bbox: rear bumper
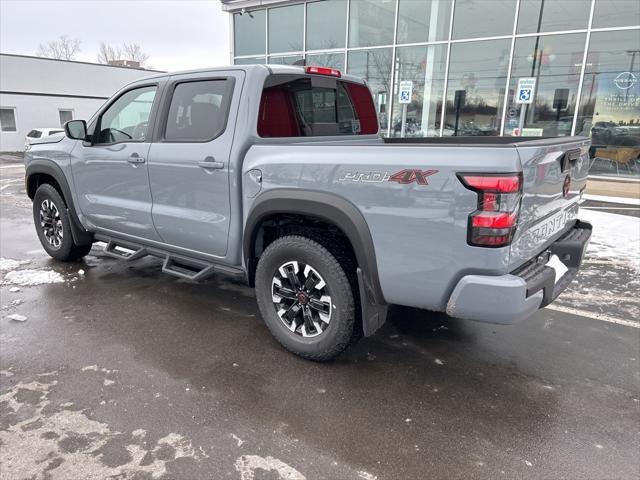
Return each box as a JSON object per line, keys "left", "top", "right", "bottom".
{"left": 446, "top": 220, "right": 592, "bottom": 324}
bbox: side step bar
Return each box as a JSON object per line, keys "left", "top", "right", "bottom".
{"left": 95, "top": 234, "right": 245, "bottom": 283}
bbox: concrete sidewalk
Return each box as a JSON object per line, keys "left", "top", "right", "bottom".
{"left": 586, "top": 177, "right": 640, "bottom": 199}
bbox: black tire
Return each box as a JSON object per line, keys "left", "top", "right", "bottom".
{"left": 255, "top": 235, "right": 356, "bottom": 361}
{"left": 32, "top": 184, "right": 92, "bottom": 261}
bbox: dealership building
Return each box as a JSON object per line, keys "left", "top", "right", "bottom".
{"left": 221, "top": 0, "right": 640, "bottom": 179}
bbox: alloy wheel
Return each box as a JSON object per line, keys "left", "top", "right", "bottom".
{"left": 39, "top": 199, "right": 63, "bottom": 249}
{"left": 271, "top": 260, "right": 332, "bottom": 338}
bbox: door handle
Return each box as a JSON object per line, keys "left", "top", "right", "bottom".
{"left": 198, "top": 157, "right": 224, "bottom": 170}
{"left": 127, "top": 154, "right": 146, "bottom": 164}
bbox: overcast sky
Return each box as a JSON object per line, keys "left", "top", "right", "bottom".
{"left": 0, "top": 0, "right": 230, "bottom": 72}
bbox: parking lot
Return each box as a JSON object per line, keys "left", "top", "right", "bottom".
{"left": 1, "top": 153, "right": 638, "bottom": 479}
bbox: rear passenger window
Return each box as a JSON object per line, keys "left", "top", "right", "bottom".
{"left": 258, "top": 75, "right": 378, "bottom": 137}
{"left": 164, "top": 79, "right": 233, "bottom": 142}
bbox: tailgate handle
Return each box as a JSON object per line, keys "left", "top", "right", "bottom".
{"left": 560, "top": 149, "right": 580, "bottom": 172}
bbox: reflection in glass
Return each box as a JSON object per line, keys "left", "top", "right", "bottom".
{"left": 592, "top": 0, "right": 640, "bottom": 28}
{"left": 268, "top": 55, "right": 304, "bottom": 65}
{"left": 234, "top": 57, "right": 266, "bottom": 65}
{"left": 234, "top": 11, "right": 265, "bottom": 56}
{"left": 348, "top": 0, "right": 396, "bottom": 48}
{"left": 505, "top": 33, "right": 585, "bottom": 137}
{"left": 396, "top": 0, "right": 452, "bottom": 44}
{"left": 578, "top": 30, "right": 640, "bottom": 178}
{"left": 307, "top": 0, "right": 347, "bottom": 50}
{"left": 391, "top": 45, "right": 447, "bottom": 137}
{"left": 452, "top": 0, "right": 516, "bottom": 40}
{"left": 269, "top": 4, "right": 304, "bottom": 53}
{"left": 444, "top": 39, "right": 510, "bottom": 136}
{"left": 306, "top": 52, "right": 345, "bottom": 70}
{"left": 517, "top": 0, "right": 590, "bottom": 34}
{"left": 347, "top": 49, "right": 393, "bottom": 135}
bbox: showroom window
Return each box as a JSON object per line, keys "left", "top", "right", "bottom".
{"left": 391, "top": 45, "right": 447, "bottom": 137}
{"left": 517, "top": 0, "right": 591, "bottom": 34}
{"left": 348, "top": 0, "right": 396, "bottom": 48}
{"left": 396, "top": 0, "right": 452, "bottom": 44}
{"left": 268, "top": 55, "right": 304, "bottom": 65}
{"left": 347, "top": 48, "right": 393, "bottom": 135}
{"left": 504, "top": 33, "right": 586, "bottom": 137}
{"left": 234, "top": 57, "right": 265, "bottom": 65}
{"left": 577, "top": 29, "right": 640, "bottom": 178}
{"left": 234, "top": 10, "right": 266, "bottom": 56}
{"left": 0, "top": 107, "right": 16, "bottom": 132}
{"left": 592, "top": 0, "right": 640, "bottom": 28}
{"left": 306, "top": 52, "right": 345, "bottom": 70}
{"left": 306, "top": 0, "right": 347, "bottom": 50}
{"left": 269, "top": 4, "right": 304, "bottom": 53}
{"left": 59, "top": 109, "right": 73, "bottom": 127}
{"left": 444, "top": 39, "right": 510, "bottom": 136}
{"left": 452, "top": 0, "right": 516, "bottom": 40}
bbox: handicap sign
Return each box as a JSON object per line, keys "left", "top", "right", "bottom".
{"left": 398, "top": 80, "right": 413, "bottom": 104}
{"left": 515, "top": 77, "right": 536, "bottom": 104}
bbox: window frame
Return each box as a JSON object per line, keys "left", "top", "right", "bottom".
{"left": 58, "top": 109, "right": 74, "bottom": 128}
{"left": 157, "top": 77, "right": 236, "bottom": 144}
{"left": 0, "top": 107, "right": 17, "bottom": 132}
{"left": 91, "top": 83, "right": 161, "bottom": 147}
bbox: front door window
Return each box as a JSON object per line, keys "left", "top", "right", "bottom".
{"left": 95, "top": 86, "right": 157, "bottom": 144}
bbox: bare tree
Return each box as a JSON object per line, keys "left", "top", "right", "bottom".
{"left": 97, "top": 42, "right": 150, "bottom": 67}
{"left": 36, "top": 35, "right": 81, "bottom": 60}
{"left": 97, "top": 42, "right": 122, "bottom": 64}
{"left": 121, "top": 43, "right": 150, "bottom": 66}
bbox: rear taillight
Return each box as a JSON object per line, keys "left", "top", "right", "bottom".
{"left": 458, "top": 173, "right": 522, "bottom": 247}
{"left": 305, "top": 66, "right": 341, "bottom": 77}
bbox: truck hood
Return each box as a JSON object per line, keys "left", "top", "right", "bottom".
{"left": 28, "top": 134, "right": 65, "bottom": 146}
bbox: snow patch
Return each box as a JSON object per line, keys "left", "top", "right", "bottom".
{"left": 234, "top": 455, "right": 305, "bottom": 480}
{"left": 580, "top": 210, "right": 640, "bottom": 270}
{"left": 0, "top": 258, "right": 30, "bottom": 271}
{"left": 3, "top": 269, "right": 64, "bottom": 286}
{"left": 357, "top": 472, "right": 378, "bottom": 480}
{"left": 231, "top": 433, "right": 245, "bottom": 447}
{"left": 0, "top": 374, "right": 207, "bottom": 479}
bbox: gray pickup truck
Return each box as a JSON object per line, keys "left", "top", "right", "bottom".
{"left": 24, "top": 64, "right": 592, "bottom": 360}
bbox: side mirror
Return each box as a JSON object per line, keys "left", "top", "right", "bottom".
{"left": 64, "top": 120, "right": 87, "bottom": 141}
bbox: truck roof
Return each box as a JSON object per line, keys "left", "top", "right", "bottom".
{"left": 133, "top": 64, "right": 366, "bottom": 85}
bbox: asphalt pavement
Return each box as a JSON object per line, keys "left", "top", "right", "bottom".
{"left": 1, "top": 154, "right": 639, "bottom": 480}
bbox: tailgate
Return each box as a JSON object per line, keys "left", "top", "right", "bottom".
{"left": 509, "top": 137, "right": 591, "bottom": 269}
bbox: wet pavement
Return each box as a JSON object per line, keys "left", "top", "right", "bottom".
{"left": 1, "top": 155, "right": 639, "bottom": 479}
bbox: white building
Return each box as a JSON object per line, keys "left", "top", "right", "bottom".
{"left": 0, "top": 54, "right": 162, "bottom": 151}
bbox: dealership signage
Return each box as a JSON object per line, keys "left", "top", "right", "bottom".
{"left": 515, "top": 77, "right": 536, "bottom": 104}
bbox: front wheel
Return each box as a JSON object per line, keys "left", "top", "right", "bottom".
{"left": 32, "top": 184, "right": 92, "bottom": 261}
{"left": 255, "top": 235, "right": 356, "bottom": 361}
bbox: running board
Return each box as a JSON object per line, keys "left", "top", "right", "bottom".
{"left": 95, "top": 234, "right": 244, "bottom": 283}
{"left": 103, "top": 240, "right": 148, "bottom": 261}
{"left": 162, "top": 256, "right": 216, "bottom": 282}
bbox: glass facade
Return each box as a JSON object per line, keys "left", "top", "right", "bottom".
{"left": 232, "top": 0, "right": 640, "bottom": 177}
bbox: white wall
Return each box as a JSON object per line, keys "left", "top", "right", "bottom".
{"left": 0, "top": 94, "right": 106, "bottom": 151}
{"left": 0, "top": 54, "right": 162, "bottom": 152}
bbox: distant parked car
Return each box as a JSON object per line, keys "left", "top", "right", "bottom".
{"left": 25, "top": 128, "right": 64, "bottom": 149}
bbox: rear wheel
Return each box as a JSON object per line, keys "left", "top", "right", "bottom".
{"left": 32, "top": 184, "right": 92, "bottom": 261}
{"left": 255, "top": 235, "right": 356, "bottom": 361}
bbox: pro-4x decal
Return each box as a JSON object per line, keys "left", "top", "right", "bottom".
{"left": 389, "top": 169, "right": 438, "bottom": 185}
